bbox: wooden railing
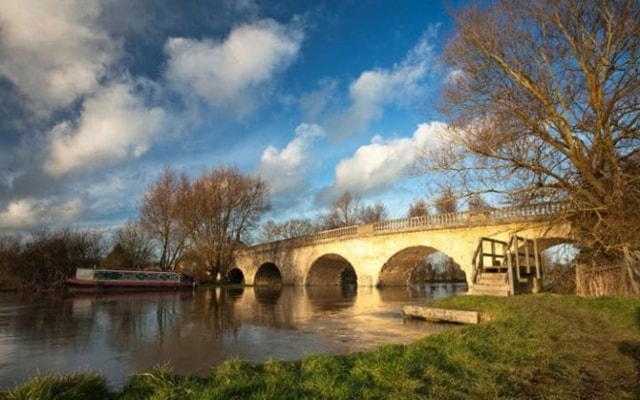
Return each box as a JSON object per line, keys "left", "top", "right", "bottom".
{"left": 506, "top": 235, "right": 541, "bottom": 295}
{"left": 471, "top": 235, "right": 543, "bottom": 295}
{"left": 471, "top": 237, "right": 509, "bottom": 284}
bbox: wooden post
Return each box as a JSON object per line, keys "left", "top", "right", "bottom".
{"left": 533, "top": 239, "right": 542, "bottom": 280}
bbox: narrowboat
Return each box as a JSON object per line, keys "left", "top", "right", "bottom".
{"left": 65, "top": 268, "right": 197, "bottom": 290}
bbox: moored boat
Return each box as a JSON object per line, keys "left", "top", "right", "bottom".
{"left": 65, "top": 268, "right": 197, "bottom": 290}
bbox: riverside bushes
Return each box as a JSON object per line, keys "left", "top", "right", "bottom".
{"left": 2, "top": 294, "right": 639, "bottom": 399}
{"left": 0, "top": 228, "right": 104, "bottom": 291}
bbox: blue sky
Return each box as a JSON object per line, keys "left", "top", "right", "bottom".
{"left": 0, "top": 0, "right": 465, "bottom": 233}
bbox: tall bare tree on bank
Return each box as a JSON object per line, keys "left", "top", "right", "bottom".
{"left": 417, "top": 0, "right": 640, "bottom": 260}
{"left": 139, "top": 167, "right": 190, "bottom": 270}
{"left": 184, "top": 166, "right": 269, "bottom": 281}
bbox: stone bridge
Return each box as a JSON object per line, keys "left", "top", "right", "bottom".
{"left": 231, "top": 203, "right": 572, "bottom": 287}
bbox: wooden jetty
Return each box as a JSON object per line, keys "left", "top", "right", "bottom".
{"left": 403, "top": 305, "right": 480, "bottom": 324}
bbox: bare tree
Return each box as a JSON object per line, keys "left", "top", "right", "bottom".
{"left": 321, "top": 191, "right": 391, "bottom": 228}
{"left": 321, "top": 191, "right": 362, "bottom": 230}
{"left": 468, "top": 194, "right": 491, "bottom": 212}
{"left": 408, "top": 199, "right": 429, "bottom": 217}
{"left": 11, "top": 228, "right": 105, "bottom": 289}
{"left": 256, "top": 220, "right": 282, "bottom": 243}
{"left": 257, "top": 218, "right": 318, "bottom": 243}
{"left": 139, "top": 166, "right": 190, "bottom": 270}
{"left": 184, "top": 166, "right": 270, "bottom": 281}
{"left": 101, "top": 243, "right": 130, "bottom": 270}
{"left": 417, "top": 0, "right": 640, "bottom": 260}
{"left": 281, "top": 218, "right": 318, "bottom": 237}
{"left": 358, "top": 201, "right": 389, "bottom": 223}
{"left": 435, "top": 187, "right": 457, "bottom": 214}
{"left": 0, "top": 235, "right": 22, "bottom": 289}
{"left": 107, "top": 219, "right": 154, "bottom": 269}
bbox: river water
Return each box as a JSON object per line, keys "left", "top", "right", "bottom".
{"left": 0, "top": 283, "right": 467, "bottom": 390}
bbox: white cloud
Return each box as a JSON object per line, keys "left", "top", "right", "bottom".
{"left": 256, "top": 123, "right": 325, "bottom": 195}
{"left": 0, "top": 0, "right": 119, "bottom": 115}
{"left": 323, "top": 121, "right": 446, "bottom": 199}
{"left": 44, "top": 81, "right": 167, "bottom": 176}
{"left": 0, "top": 198, "right": 84, "bottom": 229}
{"left": 299, "top": 78, "right": 338, "bottom": 122}
{"left": 164, "top": 19, "right": 303, "bottom": 116}
{"left": 326, "top": 34, "right": 435, "bottom": 138}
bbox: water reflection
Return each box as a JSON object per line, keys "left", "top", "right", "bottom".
{"left": 305, "top": 285, "right": 357, "bottom": 312}
{"left": 254, "top": 286, "right": 282, "bottom": 304}
{"left": 0, "top": 283, "right": 466, "bottom": 390}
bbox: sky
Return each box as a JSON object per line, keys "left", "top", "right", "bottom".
{"left": 0, "top": 0, "right": 466, "bottom": 235}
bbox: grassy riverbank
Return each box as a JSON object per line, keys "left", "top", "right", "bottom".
{"left": 2, "top": 294, "right": 639, "bottom": 399}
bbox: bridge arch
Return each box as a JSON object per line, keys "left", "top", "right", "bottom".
{"left": 254, "top": 262, "right": 283, "bottom": 286}
{"left": 534, "top": 237, "right": 577, "bottom": 253}
{"left": 510, "top": 237, "right": 578, "bottom": 267}
{"left": 378, "top": 246, "right": 465, "bottom": 287}
{"left": 306, "top": 253, "right": 357, "bottom": 286}
{"left": 537, "top": 238, "right": 579, "bottom": 267}
{"left": 226, "top": 267, "right": 245, "bottom": 284}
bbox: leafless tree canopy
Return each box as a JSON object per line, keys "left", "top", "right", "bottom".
{"left": 183, "top": 166, "right": 269, "bottom": 280}
{"left": 320, "top": 191, "right": 389, "bottom": 230}
{"left": 258, "top": 197, "right": 387, "bottom": 243}
{"left": 408, "top": 199, "right": 429, "bottom": 217}
{"left": 435, "top": 187, "right": 458, "bottom": 214}
{"left": 468, "top": 194, "right": 492, "bottom": 212}
{"left": 359, "top": 201, "right": 389, "bottom": 224}
{"left": 420, "top": 0, "right": 640, "bottom": 260}
{"left": 107, "top": 219, "right": 154, "bottom": 269}
{"left": 321, "top": 191, "right": 362, "bottom": 229}
{"left": 257, "top": 218, "right": 318, "bottom": 243}
{"left": 139, "top": 166, "right": 269, "bottom": 278}
{"left": 1, "top": 228, "right": 106, "bottom": 289}
{"left": 139, "top": 166, "right": 190, "bottom": 270}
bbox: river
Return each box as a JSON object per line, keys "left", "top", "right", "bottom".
{"left": 0, "top": 283, "right": 467, "bottom": 390}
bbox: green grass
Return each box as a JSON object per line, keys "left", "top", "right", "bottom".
{"left": 3, "top": 294, "right": 639, "bottom": 399}
{"left": 0, "top": 371, "right": 111, "bottom": 400}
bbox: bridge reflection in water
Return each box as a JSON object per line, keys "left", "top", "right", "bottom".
{"left": 0, "top": 283, "right": 466, "bottom": 390}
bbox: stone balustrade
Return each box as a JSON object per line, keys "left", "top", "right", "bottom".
{"left": 246, "top": 202, "right": 566, "bottom": 253}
